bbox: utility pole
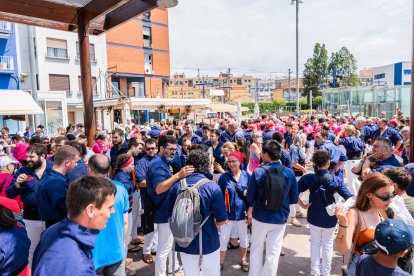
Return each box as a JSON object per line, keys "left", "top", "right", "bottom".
{"left": 227, "top": 68, "right": 231, "bottom": 102}
{"left": 291, "top": 0, "right": 303, "bottom": 114}
{"left": 309, "top": 90, "right": 313, "bottom": 114}
{"left": 202, "top": 75, "right": 205, "bottom": 99}
{"left": 288, "top": 68, "right": 293, "bottom": 102}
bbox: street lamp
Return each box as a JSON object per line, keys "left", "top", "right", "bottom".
{"left": 291, "top": 0, "right": 303, "bottom": 114}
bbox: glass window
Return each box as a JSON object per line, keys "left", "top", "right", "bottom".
{"left": 46, "top": 38, "right": 68, "bottom": 59}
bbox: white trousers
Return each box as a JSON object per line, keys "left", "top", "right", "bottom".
{"left": 125, "top": 212, "right": 133, "bottom": 256}
{"left": 155, "top": 223, "right": 180, "bottom": 276}
{"left": 130, "top": 191, "right": 142, "bottom": 240}
{"left": 220, "top": 220, "right": 249, "bottom": 251}
{"left": 230, "top": 223, "right": 239, "bottom": 239}
{"left": 249, "top": 219, "right": 286, "bottom": 276}
{"left": 143, "top": 224, "right": 158, "bottom": 255}
{"left": 309, "top": 224, "right": 336, "bottom": 276}
{"left": 23, "top": 219, "right": 46, "bottom": 267}
{"left": 180, "top": 249, "right": 220, "bottom": 276}
{"left": 344, "top": 160, "right": 360, "bottom": 195}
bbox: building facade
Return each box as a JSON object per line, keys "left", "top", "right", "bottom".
{"left": 371, "top": 61, "right": 411, "bottom": 86}
{"left": 272, "top": 77, "right": 304, "bottom": 102}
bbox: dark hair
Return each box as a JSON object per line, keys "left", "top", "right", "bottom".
{"left": 66, "top": 133, "right": 76, "bottom": 141}
{"left": 0, "top": 205, "right": 17, "bottom": 229}
{"left": 54, "top": 145, "right": 80, "bottom": 166}
{"left": 201, "top": 125, "right": 210, "bottom": 131}
{"left": 112, "top": 128, "right": 124, "bottom": 137}
{"left": 312, "top": 150, "right": 330, "bottom": 168}
{"left": 12, "top": 135, "right": 23, "bottom": 142}
{"left": 65, "top": 140, "right": 85, "bottom": 158}
{"left": 66, "top": 176, "right": 116, "bottom": 219}
{"left": 262, "top": 140, "right": 282, "bottom": 161}
{"left": 26, "top": 143, "right": 48, "bottom": 157}
{"left": 54, "top": 136, "right": 67, "bottom": 145}
{"left": 240, "top": 120, "right": 248, "bottom": 129}
{"left": 189, "top": 144, "right": 208, "bottom": 153}
{"left": 145, "top": 138, "right": 157, "bottom": 147}
{"left": 158, "top": 135, "right": 177, "bottom": 148}
{"left": 96, "top": 134, "right": 106, "bottom": 141}
{"left": 114, "top": 153, "right": 132, "bottom": 171}
{"left": 271, "top": 131, "right": 284, "bottom": 143}
{"left": 317, "top": 130, "right": 329, "bottom": 139}
{"left": 379, "top": 118, "right": 389, "bottom": 125}
{"left": 236, "top": 138, "right": 250, "bottom": 165}
{"left": 78, "top": 134, "right": 87, "bottom": 140}
{"left": 29, "top": 136, "right": 43, "bottom": 145}
{"left": 383, "top": 167, "right": 412, "bottom": 191}
{"left": 128, "top": 138, "right": 143, "bottom": 150}
{"left": 209, "top": 129, "right": 220, "bottom": 137}
{"left": 88, "top": 154, "right": 111, "bottom": 175}
{"left": 166, "top": 129, "right": 175, "bottom": 136}
{"left": 186, "top": 150, "right": 210, "bottom": 173}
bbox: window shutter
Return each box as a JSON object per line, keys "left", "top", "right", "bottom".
{"left": 49, "top": 74, "right": 70, "bottom": 91}
{"left": 46, "top": 38, "right": 67, "bottom": 49}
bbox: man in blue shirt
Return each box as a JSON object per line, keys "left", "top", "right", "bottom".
{"left": 372, "top": 118, "right": 403, "bottom": 152}
{"left": 246, "top": 140, "right": 298, "bottom": 275}
{"left": 136, "top": 138, "right": 159, "bottom": 263}
{"left": 146, "top": 135, "right": 194, "bottom": 275}
{"left": 178, "top": 122, "right": 202, "bottom": 145}
{"left": 108, "top": 129, "right": 129, "bottom": 170}
{"left": 208, "top": 129, "right": 225, "bottom": 173}
{"left": 32, "top": 176, "right": 116, "bottom": 276}
{"left": 168, "top": 150, "right": 228, "bottom": 276}
{"left": 88, "top": 155, "right": 129, "bottom": 276}
{"left": 37, "top": 145, "right": 79, "bottom": 228}
{"left": 220, "top": 120, "right": 245, "bottom": 143}
{"left": 359, "top": 137, "right": 401, "bottom": 179}
{"left": 315, "top": 130, "right": 347, "bottom": 177}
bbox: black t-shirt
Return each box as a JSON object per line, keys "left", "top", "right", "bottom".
{"left": 356, "top": 254, "right": 410, "bottom": 276}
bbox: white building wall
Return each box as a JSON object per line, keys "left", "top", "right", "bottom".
{"left": 371, "top": 63, "right": 394, "bottom": 86}
{"left": 401, "top": 61, "right": 411, "bottom": 85}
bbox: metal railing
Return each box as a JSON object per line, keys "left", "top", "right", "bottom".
{"left": 0, "top": 56, "right": 14, "bottom": 70}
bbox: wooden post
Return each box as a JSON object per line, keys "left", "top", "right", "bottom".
{"left": 410, "top": 0, "right": 414, "bottom": 162}
{"left": 78, "top": 9, "right": 96, "bottom": 148}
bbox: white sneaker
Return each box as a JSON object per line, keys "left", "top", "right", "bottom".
{"left": 290, "top": 217, "right": 302, "bottom": 227}
{"left": 168, "top": 265, "right": 184, "bottom": 275}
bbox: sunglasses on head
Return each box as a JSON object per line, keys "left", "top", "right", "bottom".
{"left": 374, "top": 192, "right": 396, "bottom": 201}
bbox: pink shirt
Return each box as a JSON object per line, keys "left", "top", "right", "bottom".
{"left": 93, "top": 141, "right": 104, "bottom": 154}
{"left": 275, "top": 125, "right": 286, "bottom": 134}
{"left": 12, "top": 142, "right": 29, "bottom": 161}
{"left": 302, "top": 123, "right": 314, "bottom": 135}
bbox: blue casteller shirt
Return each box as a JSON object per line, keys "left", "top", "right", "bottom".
{"left": 210, "top": 142, "right": 225, "bottom": 166}
{"left": 298, "top": 170, "right": 353, "bottom": 228}
{"left": 220, "top": 130, "right": 245, "bottom": 143}
{"left": 0, "top": 224, "right": 31, "bottom": 275}
{"left": 247, "top": 161, "right": 298, "bottom": 224}
{"left": 289, "top": 145, "right": 307, "bottom": 164}
{"left": 146, "top": 156, "right": 173, "bottom": 223}
{"left": 37, "top": 168, "right": 68, "bottom": 224}
{"left": 178, "top": 134, "right": 202, "bottom": 145}
{"left": 67, "top": 159, "right": 87, "bottom": 184}
{"left": 371, "top": 155, "right": 401, "bottom": 173}
{"left": 93, "top": 180, "right": 129, "bottom": 270}
{"left": 168, "top": 173, "right": 227, "bottom": 255}
{"left": 109, "top": 141, "right": 129, "bottom": 168}
{"left": 281, "top": 150, "right": 293, "bottom": 169}
{"left": 7, "top": 166, "right": 45, "bottom": 220}
{"left": 113, "top": 170, "right": 134, "bottom": 213}
{"left": 136, "top": 154, "right": 160, "bottom": 206}
{"left": 372, "top": 127, "right": 403, "bottom": 147}
{"left": 315, "top": 140, "right": 348, "bottom": 165}
{"left": 243, "top": 130, "right": 254, "bottom": 144}
{"left": 218, "top": 170, "right": 250, "bottom": 220}
{"left": 339, "top": 135, "right": 364, "bottom": 156}
{"left": 263, "top": 130, "right": 276, "bottom": 142}
{"left": 32, "top": 218, "right": 99, "bottom": 276}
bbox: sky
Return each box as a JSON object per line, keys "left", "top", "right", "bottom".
{"left": 168, "top": 0, "right": 411, "bottom": 78}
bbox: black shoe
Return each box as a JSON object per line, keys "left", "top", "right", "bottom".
{"left": 280, "top": 250, "right": 285, "bottom": 256}
{"left": 227, "top": 241, "right": 240, "bottom": 250}
{"left": 151, "top": 251, "right": 157, "bottom": 256}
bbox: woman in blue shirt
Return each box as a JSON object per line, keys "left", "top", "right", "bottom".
{"left": 298, "top": 150, "right": 352, "bottom": 276}
{"left": 218, "top": 151, "right": 251, "bottom": 272}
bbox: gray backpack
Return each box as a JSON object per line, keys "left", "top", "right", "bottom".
{"left": 169, "top": 177, "right": 210, "bottom": 248}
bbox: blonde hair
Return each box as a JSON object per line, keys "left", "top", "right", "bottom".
{"left": 345, "top": 125, "right": 360, "bottom": 137}
{"left": 222, "top": 142, "right": 236, "bottom": 152}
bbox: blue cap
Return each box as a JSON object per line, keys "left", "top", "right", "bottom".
{"left": 375, "top": 219, "right": 414, "bottom": 255}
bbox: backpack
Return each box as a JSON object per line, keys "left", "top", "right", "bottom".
{"left": 170, "top": 177, "right": 211, "bottom": 271}
{"left": 261, "top": 165, "right": 286, "bottom": 211}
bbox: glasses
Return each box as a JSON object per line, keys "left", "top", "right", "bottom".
{"left": 146, "top": 147, "right": 156, "bottom": 151}
{"left": 374, "top": 192, "right": 396, "bottom": 201}
{"left": 227, "top": 160, "right": 239, "bottom": 164}
{"left": 166, "top": 147, "right": 177, "bottom": 152}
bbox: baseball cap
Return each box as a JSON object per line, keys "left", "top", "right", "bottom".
{"left": 375, "top": 219, "right": 414, "bottom": 255}
{"left": 0, "top": 156, "right": 19, "bottom": 168}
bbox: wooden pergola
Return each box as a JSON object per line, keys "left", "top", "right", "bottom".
{"left": 0, "top": 0, "right": 175, "bottom": 146}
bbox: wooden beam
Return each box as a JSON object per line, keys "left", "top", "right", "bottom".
{"left": 82, "top": 0, "right": 129, "bottom": 23}
{"left": 103, "top": 0, "right": 157, "bottom": 30}
{"left": 0, "top": 0, "right": 78, "bottom": 25}
{"left": 410, "top": 0, "right": 414, "bottom": 162}
{"left": 78, "top": 9, "right": 96, "bottom": 148}
{"left": 0, "top": 12, "right": 71, "bottom": 31}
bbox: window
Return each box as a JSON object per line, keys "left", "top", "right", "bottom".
{"left": 46, "top": 38, "right": 68, "bottom": 59}
{"left": 143, "top": 27, "right": 151, "bottom": 48}
{"left": 143, "top": 12, "right": 150, "bottom": 21}
{"left": 403, "top": 82, "right": 411, "bottom": 85}
{"left": 78, "top": 76, "right": 97, "bottom": 95}
{"left": 144, "top": 53, "right": 152, "bottom": 74}
{"left": 49, "top": 74, "right": 70, "bottom": 92}
{"left": 404, "top": 69, "right": 411, "bottom": 75}
{"left": 374, "top": 73, "right": 385, "bottom": 80}
{"left": 76, "top": 42, "right": 96, "bottom": 61}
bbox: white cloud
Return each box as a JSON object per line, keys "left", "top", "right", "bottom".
{"left": 168, "top": 0, "right": 411, "bottom": 77}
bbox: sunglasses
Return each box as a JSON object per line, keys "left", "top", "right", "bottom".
{"left": 374, "top": 192, "right": 396, "bottom": 201}
{"left": 146, "top": 147, "right": 156, "bottom": 151}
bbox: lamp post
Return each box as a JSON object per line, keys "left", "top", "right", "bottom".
{"left": 291, "top": 0, "right": 303, "bottom": 114}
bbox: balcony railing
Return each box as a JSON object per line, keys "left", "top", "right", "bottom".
{"left": 0, "top": 56, "right": 14, "bottom": 71}
{"left": 0, "top": 21, "right": 11, "bottom": 32}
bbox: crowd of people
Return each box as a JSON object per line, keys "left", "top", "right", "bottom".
{"left": 1, "top": 108, "right": 414, "bottom": 276}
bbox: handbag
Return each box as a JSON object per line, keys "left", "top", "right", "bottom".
{"left": 341, "top": 208, "right": 362, "bottom": 275}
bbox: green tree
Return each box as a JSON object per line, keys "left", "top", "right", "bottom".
{"left": 328, "top": 47, "right": 359, "bottom": 87}
{"left": 303, "top": 43, "right": 329, "bottom": 102}
{"left": 313, "top": 96, "right": 322, "bottom": 109}
{"left": 299, "top": 97, "right": 307, "bottom": 106}
{"left": 273, "top": 97, "right": 286, "bottom": 107}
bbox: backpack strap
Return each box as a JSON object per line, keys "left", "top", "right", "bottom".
{"left": 309, "top": 174, "right": 331, "bottom": 193}
{"left": 180, "top": 178, "right": 187, "bottom": 191}
{"left": 193, "top": 178, "right": 210, "bottom": 190}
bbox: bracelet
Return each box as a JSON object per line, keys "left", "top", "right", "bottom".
{"left": 339, "top": 224, "right": 348, "bottom": 228}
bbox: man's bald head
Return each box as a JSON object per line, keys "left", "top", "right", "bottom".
{"left": 88, "top": 154, "right": 110, "bottom": 177}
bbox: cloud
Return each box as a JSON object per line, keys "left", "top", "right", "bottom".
{"left": 169, "top": 0, "right": 411, "bottom": 77}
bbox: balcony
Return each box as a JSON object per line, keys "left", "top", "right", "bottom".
{"left": 0, "top": 56, "right": 14, "bottom": 73}
{"left": 0, "top": 21, "right": 11, "bottom": 39}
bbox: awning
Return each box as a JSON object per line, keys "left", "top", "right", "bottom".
{"left": 0, "top": 90, "right": 43, "bottom": 115}
{"left": 129, "top": 98, "right": 211, "bottom": 109}
{"left": 205, "top": 103, "right": 250, "bottom": 113}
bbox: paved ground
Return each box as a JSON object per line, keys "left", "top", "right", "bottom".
{"left": 125, "top": 210, "right": 344, "bottom": 276}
